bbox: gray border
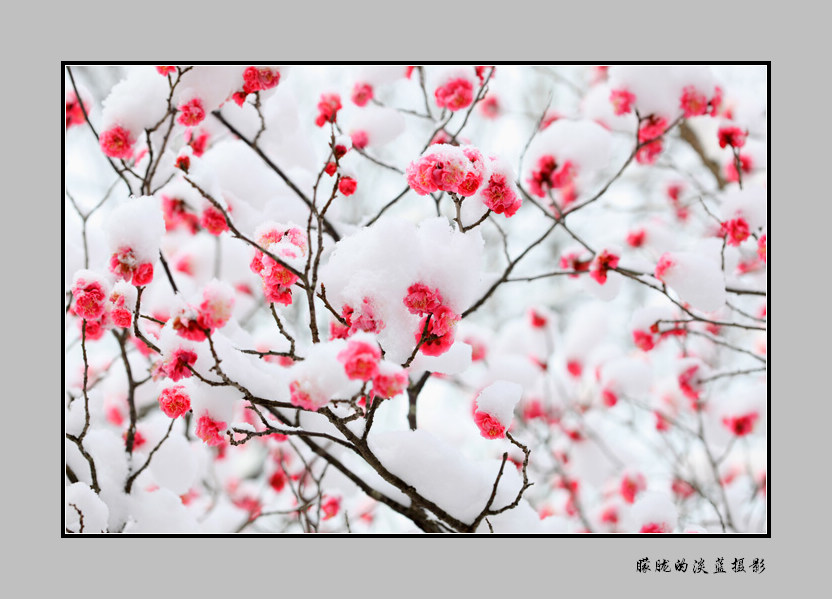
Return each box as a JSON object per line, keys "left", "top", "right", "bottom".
{"left": 19, "top": 2, "right": 818, "bottom": 596}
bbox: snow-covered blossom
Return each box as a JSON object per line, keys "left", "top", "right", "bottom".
{"left": 403, "top": 283, "right": 444, "bottom": 316}
{"left": 479, "top": 158, "right": 521, "bottom": 217}
{"left": 249, "top": 223, "right": 307, "bottom": 306}
{"left": 337, "top": 337, "right": 382, "bottom": 381}
{"left": 155, "top": 347, "right": 198, "bottom": 382}
{"left": 472, "top": 381, "right": 522, "bottom": 440}
{"left": 242, "top": 66, "right": 281, "bottom": 94}
{"left": 371, "top": 362, "right": 409, "bottom": 399}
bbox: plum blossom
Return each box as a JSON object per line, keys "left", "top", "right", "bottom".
{"left": 195, "top": 413, "right": 227, "bottom": 446}
{"left": 158, "top": 385, "right": 191, "bottom": 418}
{"left": 100, "top": 125, "right": 134, "bottom": 159}
{"left": 337, "top": 337, "right": 382, "bottom": 381}
{"left": 434, "top": 78, "right": 474, "bottom": 111}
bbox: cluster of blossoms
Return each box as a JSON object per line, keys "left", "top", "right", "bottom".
{"left": 330, "top": 298, "right": 385, "bottom": 340}
{"left": 199, "top": 202, "right": 230, "bottom": 236}
{"left": 589, "top": 249, "right": 620, "bottom": 285}
{"left": 527, "top": 154, "right": 577, "bottom": 205}
{"left": 636, "top": 116, "right": 668, "bottom": 165}
{"left": 609, "top": 81, "right": 721, "bottom": 119}
{"left": 609, "top": 78, "right": 724, "bottom": 164}
{"left": 632, "top": 321, "right": 686, "bottom": 353}
{"left": 170, "top": 281, "right": 236, "bottom": 342}
{"left": 249, "top": 224, "right": 307, "bottom": 305}
{"left": 559, "top": 249, "right": 592, "bottom": 277}
{"left": 406, "top": 144, "right": 521, "bottom": 217}
{"left": 407, "top": 144, "right": 486, "bottom": 196}
{"left": 176, "top": 98, "right": 205, "bottom": 127}
{"left": 431, "top": 66, "right": 492, "bottom": 113}
{"left": 315, "top": 93, "right": 342, "bottom": 127}
{"left": 109, "top": 247, "right": 154, "bottom": 286}
{"left": 679, "top": 85, "right": 722, "bottom": 118}
{"left": 610, "top": 88, "right": 636, "bottom": 116}
{"left": 70, "top": 272, "right": 139, "bottom": 339}
{"left": 231, "top": 66, "right": 281, "bottom": 106}
{"left": 434, "top": 78, "right": 474, "bottom": 111}
{"left": 70, "top": 271, "right": 108, "bottom": 321}
{"left": 153, "top": 346, "right": 198, "bottom": 382}
{"left": 195, "top": 413, "right": 227, "bottom": 446}
{"left": 403, "top": 283, "right": 460, "bottom": 357}
{"left": 107, "top": 282, "right": 137, "bottom": 329}
{"left": 336, "top": 336, "right": 409, "bottom": 400}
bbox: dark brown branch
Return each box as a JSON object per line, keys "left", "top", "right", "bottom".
{"left": 125, "top": 418, "right": 175, "bottom": 493}
{"left": 66, "top": 433, "right": 100, "bottom": 494}
{"left": 407, "top": 372, "right": 431, "bottom": 431}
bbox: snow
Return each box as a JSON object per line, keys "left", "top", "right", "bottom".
{"left": 719, "top": 183, "right": 767, "bottom": 231}
{"left": 475, "top": 380, "right": 523, "bottom": 427}
{"left": 106, "top": 195, "right": 165, "bottom": 263}
{"left": 348, "top": 105, "right": 406, "bottom": 147}
{"left": 656, "top": 248, "right": 727, "bottom": 313}
{"left": 410, "top": 340, "right": 472, "bottom": 376}
{"left": 71, "top": 268, "right": 109, "bottom": 294}
{"left": 524, "top": 119, "right": 614, "bottom": 190}
{"left": 100, "top": 66, "right": 169, "bottom": 135}
{"left": 175, "top": 65, "right": 246, "bottom": 113}
{"left": 580, "top": 82, "right": 638, "bottom": 133}
{"left": 321, "top": 217, "right": 485, "bottom": 363}
{"left": 626, "top": 491, "right": 679, "bottom": 533}
{"left": 65, "top": 482, "right": 110, "bottom": 533}
{"left": 368, "top": 429, "right": 523, "bottom": 523}
{"left": 148, "top": 429, "right": 199, "bottom": 496}
{"left": 600, "top": 355, "right": 652, "bottom": 397}
{"left": 287, "top": 340, "right": 359, "bottom": 408}
{"left": 122, "top": 487, "right": 202, "bottom": 533}
{"left": 608, "top": 65, "right": 717, "bottom": 121}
